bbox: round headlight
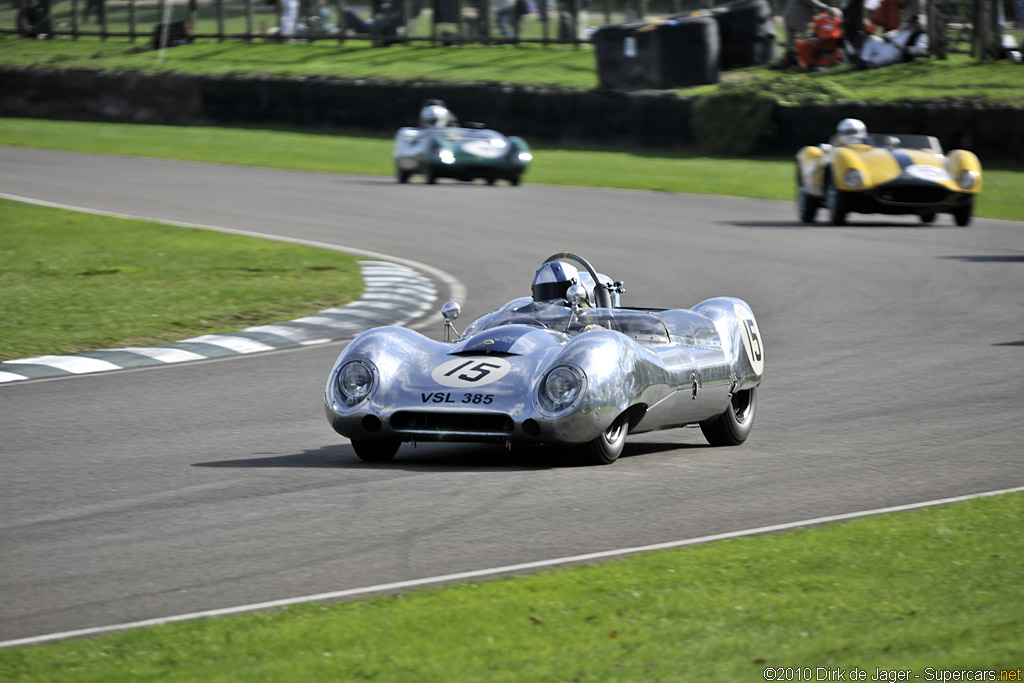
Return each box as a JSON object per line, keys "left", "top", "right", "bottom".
{"left": 843, "top": 169, "right": 864, "bottom": 189}
{"left": 337, "top": 361, "right": 374, "bottom": 405}
{"left": 438, "top": 149, "right": 456, "bottom": 165}
{"left": 957, "top": 170, "right": 976, "bottom": 190}
{"left": 543, "top": 366, "right": 584, "bottom": 409}
{"left": 518, "top": 152, "right": 533, "bottom": 163}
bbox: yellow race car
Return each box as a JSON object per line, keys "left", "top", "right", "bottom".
{"left": 796, "top": 121, "right": 982, "bottom": 227}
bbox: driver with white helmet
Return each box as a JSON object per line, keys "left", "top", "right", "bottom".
{"left": 835, "top": 118, "right": 869, "bottom": 146}
{"left": 532, "top": 261, "right": 581, "bottom": 306}
{"left": 419, "top": 99, "right": 455, "bottom": 129}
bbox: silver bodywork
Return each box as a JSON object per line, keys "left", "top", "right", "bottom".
{"left": 325, "top": 273, "right": 764, "bottom": 454}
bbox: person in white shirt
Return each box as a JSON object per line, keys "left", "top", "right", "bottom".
{"left": 858, "top": 13, "right": 929, "bottom": 67}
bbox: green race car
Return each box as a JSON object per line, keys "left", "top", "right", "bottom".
{"left": 393, "top": 100, "right": 533, "bottom": 186}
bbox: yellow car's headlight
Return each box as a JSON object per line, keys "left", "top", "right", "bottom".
{"left": 843, "top": 169, "right": 864, "bottom": 189}
{"left": 957, "top": 170, "right": 977, "bottom": 190}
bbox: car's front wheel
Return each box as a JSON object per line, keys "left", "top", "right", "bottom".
{"left": 396, "top": 167, "right": 411, "bottom": 184}
{"left": 825, "top": 176, "right": 848, "bottom": 226}
{"left": 700, "top": 387, "right": 757, "bottom": 446}
{"left": 797, "top": 183, "right": 818, "bottom": 224}
{"left": 583, "top": 415, "right": 627, "bottom": 465}
{"left": 953, "top": 199, "right": 973, "bottom": 227}
{"left": 351, "top": 439, "right": 400, "bottom": 463}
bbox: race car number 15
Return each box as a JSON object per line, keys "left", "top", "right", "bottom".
{"left": 431, "top": 356, "right": 513, "bottom": 388}
{"left": 734, "top": 303, "right": 764, "bottom": 376}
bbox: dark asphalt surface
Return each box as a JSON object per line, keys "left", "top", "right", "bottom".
{"left": 1, "top": 146, "right": 1022, "bottom": 642}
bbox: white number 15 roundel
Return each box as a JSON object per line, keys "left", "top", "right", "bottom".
{"left": 431, "top": 357, "right": 513, "bottom": 388}
{"left": 734, "top": 303, "right": 764, "bottom": 376}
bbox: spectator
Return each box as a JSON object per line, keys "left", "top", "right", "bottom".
{"left": 17, "top": 0, "right": 51, "bottom": 36}
{"left": 496, "top": 0, "right": 535, "bottom": 38}
{"left": 343, "top": 0, "right": 421, "bottom": 38}
{"left": 794, "top": 7, "right": 844, "bottom": 68}
{"left": 868, "top": 0, "right": 899, "bottom": 31}
{"left": 856, "top": 12, "right": 928, "bottom": 68}
{"left": 775, "top": 0, "right": 834, "bottom": 68}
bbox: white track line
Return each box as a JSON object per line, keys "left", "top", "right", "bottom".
{"left": 3, "top": 485, "right": 1022, "bottom": 650}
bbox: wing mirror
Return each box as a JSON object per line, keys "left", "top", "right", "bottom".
{"left": 566, "top": 284, "right": 590, "bottom": 310}
{"left": 441, "top": 301, "right": 461, "bottom": 342}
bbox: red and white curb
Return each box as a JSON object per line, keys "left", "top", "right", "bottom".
{"left": 0, "top": 261, "right": 435, "bottom": 383}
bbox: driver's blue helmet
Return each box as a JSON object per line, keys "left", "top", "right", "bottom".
{"left": 532, "top": 261, "right": 579, "bottom": 304}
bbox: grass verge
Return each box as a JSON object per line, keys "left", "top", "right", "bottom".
{"left": 1, "top": 491, "right": 1021, "bottom": 680}
{"left": 0, "top": 198, "right": 363, "bottom": 361}
{"left": 2, "top": 117, "right": 1022, "bottom": 221}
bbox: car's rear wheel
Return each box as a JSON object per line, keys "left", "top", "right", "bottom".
{"left": 583, "top": 415, "right": 627, "bottom": 465}
{"left": 425, "top": 167, "right": 438, "bottom": 185}
{"left": 700, "top": 387, "right": 757, "bottom": 446}
{"left": 351, "top": 439, "right": 400, "bottom": 463}
{"left": 953, "top": 199, "right": 973, "bottom": 227}
{"left": 508, "top": 174, "right": 522, "bottom": 187}
{"left": 825, "top": 176, "right": 848, "bottom": 226}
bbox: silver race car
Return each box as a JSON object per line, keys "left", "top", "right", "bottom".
{"left": 393, "top": 99, "right": 533, "bottom": 186}
{"left": 325, "top": 253, "right": 764, "bottom": 465}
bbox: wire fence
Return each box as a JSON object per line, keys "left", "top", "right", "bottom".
{"left": 2, "top": 0, "right": 1015, "bottom": 53}
{"left": 1, "top": 0, "right": 745, "bottom": 46}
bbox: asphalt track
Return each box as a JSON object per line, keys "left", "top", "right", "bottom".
{"left": 1, "top": 146, "right": 1022, "bottom": 644}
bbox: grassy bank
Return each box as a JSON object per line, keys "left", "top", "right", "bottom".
{"left": 2, "top": 118, "right": 1022, "bottom": 221}
{"left": 2, "top": 34, "right": 1024, "bottom": 103}
{"left": 0, "top": 198, "right": 362, "bottom": 361}
{"left": 1, "top": 491, "right": 1021, "bottom": 680}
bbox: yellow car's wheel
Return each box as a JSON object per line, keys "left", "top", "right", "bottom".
{"left": 797, "top": 172, "right": 818, "bottom": 224}
{"left": 826, "top": 175, "right": 849, "bottom": 226}
{"left": 953, "top": 199, "right": 973, "bottom": 227}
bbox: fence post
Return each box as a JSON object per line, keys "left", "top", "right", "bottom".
{"left": 541, "top": 0, "right": 550, "bottom": 44}
{"left": 246, "top": 0, "right": 254, "bottom": 40}
{"left": 100, "top": 0, "right": 107, "bottom": 39}
{"left": 129, "top": 0, "right": 136, "bottom": 41}
{"left": 71, "top": 0, "right": 79, "bottom": 39}
{"left": 480, "top": 0, "right": 491, "bottom": 43}
{"left": 217, "top": 0, "right": 225, "bottom": 40}
{"left": 457, "top": 0, "right": 464, "bottom": 43}
{"left": 335, "top": 0, "right": 346, "bottom": 44}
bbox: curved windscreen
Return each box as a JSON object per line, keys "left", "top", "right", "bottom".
{"left": 463, "top": 300, "right": 670, "bottom": 344}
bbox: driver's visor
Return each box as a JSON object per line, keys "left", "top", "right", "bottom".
{"left": 532, "top": 281, "right": 571, "bottom": 303}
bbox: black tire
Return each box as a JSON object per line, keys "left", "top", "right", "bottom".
{"left": 583, "top": 415, "right": 627, "bottom": 465}
{"left": 919, "top": 211, "right": 936, "bottom": 224}
{"left": 700, "top": 387, "right": 757, "bottom": 447}
{"left": 396, "top": 167, "right": 410, "bottom": 184}
{"left": 825, "top": 175, "right": 848, "bottom": 226}
{"left": 509, "top": 174, "right": 522, "bottom": 186}
{"left": 952, "top": 199, "right": 973, "bottom": 227}
{"left": 351, "top": 439, "right": 400, "bottom": 463}
{"left": 486, "top": 176, "right": 496, "bottom": 186}
{"left": 425, "top": 167, "right": 438, "bottom": 185}
{"left": 797, "top": 180, "right": 818, "bottom": 224}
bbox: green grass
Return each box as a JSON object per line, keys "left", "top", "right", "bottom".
{"left": 3, "top": 33, "right": 1024, "bottom": 102}
{"left": 1, "top": 492, "right": 1021, "bottom": 680}
{"left": 2, "top": 117, "right": 1022, "bottom": 221}
{"left": 0, "top": 198, "right": 363, "bottom": 361}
